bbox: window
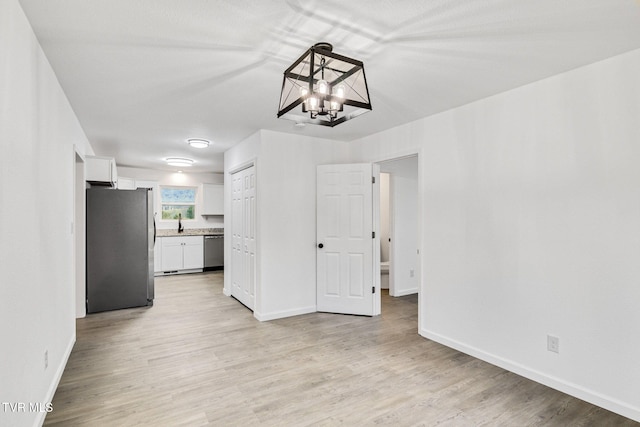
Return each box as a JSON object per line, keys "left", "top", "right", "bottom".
{"left": 160, "top": 186, "right": 196, "bottom": 220}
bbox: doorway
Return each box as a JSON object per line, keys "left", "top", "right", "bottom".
{"left": 74, "top": 148, "right": 86, "bottom": 318}
{"left": 377, "top": 155, "right": 419, "bottom": 298}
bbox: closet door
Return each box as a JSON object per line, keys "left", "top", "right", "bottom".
{"left": 231, "top": 166, "right": 256, "bottom": 310}
{"left": 231, "top": 171, "right": 243, "bottom": 302}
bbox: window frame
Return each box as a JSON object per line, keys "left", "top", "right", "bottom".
{"left": 159, "top": 185, "right": 198, "bottom": 221}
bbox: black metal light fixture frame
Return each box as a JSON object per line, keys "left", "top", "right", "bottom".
{"left": 277, "top": 42, "right": 372, "bottom": 127}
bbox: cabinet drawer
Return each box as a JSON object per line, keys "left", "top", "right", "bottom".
{"left": 161, "top": 235, "right": 203, "bottom": 247}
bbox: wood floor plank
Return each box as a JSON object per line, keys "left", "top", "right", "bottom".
{"left": 44, "top": 272, "right": 638, "bottom": 426}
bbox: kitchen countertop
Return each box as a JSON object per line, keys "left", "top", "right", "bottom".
{"left": 156, "top": 228, "right": 223, "bottom": 237}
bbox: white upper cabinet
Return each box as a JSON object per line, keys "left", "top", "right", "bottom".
{"left": 201, "top": 183, "right": 224, "bottom": 215}
{"left": 117, "top": 177, "right": 136, "bottom": 190}
{"left": 86, "top": 155, "right": 118, "bottom": 187}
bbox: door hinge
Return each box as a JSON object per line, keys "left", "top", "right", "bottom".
{"left": 372, "top": 231, "right": 375, "bottom": 238}
{"left": 372, "top": 176, "right": 375, "bottom": 184}
{"left": 372, "top": 286, "right": 375, "bottom": 294}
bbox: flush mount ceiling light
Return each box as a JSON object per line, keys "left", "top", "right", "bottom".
{"left": 165, "top": 157, "right": 194, "bottom": 167}
{"left": 187, "top": 138, "right": 210, "bottom": 148}
{"left": 277, "top": 42, "right": 372, "bottom": 127}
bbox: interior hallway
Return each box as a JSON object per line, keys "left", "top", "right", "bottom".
{"left": 44, "top": 272, "right": 636, "bottom": 426}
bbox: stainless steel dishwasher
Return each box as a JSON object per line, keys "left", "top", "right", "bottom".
{"left": 204, "top": 235, "right": 224, "bottom": 270}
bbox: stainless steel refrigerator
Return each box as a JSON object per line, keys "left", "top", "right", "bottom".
{"left": 86, "top": 187, "right": 155, "bottom": 313}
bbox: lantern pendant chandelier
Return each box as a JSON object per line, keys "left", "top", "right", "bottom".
{"left": 277, "top": 42, "right": 372, "bottom": 127}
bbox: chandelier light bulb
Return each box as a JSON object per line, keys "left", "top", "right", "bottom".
{"left": 317, "top": 79, "right": 329, "bottom": 95}
{"left": 308, "top": 95, "right": 319, "bottom": 110}
{"left": 299, "top": 86, "right": 309, "bottom": 98}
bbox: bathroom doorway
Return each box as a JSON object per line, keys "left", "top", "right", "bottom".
{"left": 378, "top": 155, "right": 419, "bottom": 298}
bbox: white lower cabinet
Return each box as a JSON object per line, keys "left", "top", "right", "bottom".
{"left": 154, "top": 237, "right": 163, "bottom": 273}
{"left": 183, "top": 239, "right": 204, "bottom": 270}
{"left": 161, "top": 238, "right": 184, "bottom": 271}
{"left": 159, "top": 236, "right": 203, "bottom": 273}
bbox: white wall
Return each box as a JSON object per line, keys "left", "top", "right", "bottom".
{"left": 257, "top": 130, "right": 349, "bottom": 320}
{"left": 0, "top": 1, "right": 93, "bottom": 425}
{"left": 350, "top": 49, "right": 640, "bottom": 422}
{"left": 224, "top": 130, "right": 349, "bottom": 320}
{"left": 118, "top": 166, "right": 224, "bottom": 230}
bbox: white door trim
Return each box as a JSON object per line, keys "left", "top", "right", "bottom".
{"left": 73, "top": 146, "right": 86, "bottom": 318}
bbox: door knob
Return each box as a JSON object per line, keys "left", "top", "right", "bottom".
{"left": 318, "top": 243, "right": 324, "bottom": 249}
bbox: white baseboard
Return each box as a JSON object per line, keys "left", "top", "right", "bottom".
{"left": 254, "top": 306, "right": 316, "bottom": 322}
{"left": 392, "top": 288, "right": 418, "bottom": 297}
{"left": 420, "top": 328, "right": 640, "bottom": 423}
{"left": 155, "top": 268, "right": 203, "bottom": 276}
{"left": 34, "top": 333, "right": 75, "bottom": 427}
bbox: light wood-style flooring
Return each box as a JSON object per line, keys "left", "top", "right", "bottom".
{"left": 45, "top": 272, "right": 637, "bottom": 426}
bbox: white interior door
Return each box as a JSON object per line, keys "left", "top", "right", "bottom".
{"left": 231, "top": 166, "right": 256, "bottom": 310}
{"left": 242, "top": 167, "right": 256, "bottom": 309}
{"left": 317, "top": 164, "right": 378, "bottom": 315}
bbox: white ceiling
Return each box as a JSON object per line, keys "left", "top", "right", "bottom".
{"left": 18, "top": 0, "right": 640, "bottom": 173}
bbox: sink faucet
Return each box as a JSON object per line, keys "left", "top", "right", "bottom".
{"left": 178, "top": 213, "right": 184, "bottom": 233}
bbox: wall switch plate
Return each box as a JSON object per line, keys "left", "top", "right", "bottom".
{"left": 44, "top": 350, "right": 48, "bottom": 369}
{"left": 547, "top": 335, "right": 559, "bottom": 353}
{"left": 409, "top": 269, "right": 414, "bottom": 278}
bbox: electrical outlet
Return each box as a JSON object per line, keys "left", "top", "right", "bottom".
{"left": 547, "top": 335, "right": 559, "bottom": 353}
{"left": 409, "top": 269, "right": 414, "bottom": 278}
{"left": 44, "top": 350, "right": 48, "bottom": 369}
